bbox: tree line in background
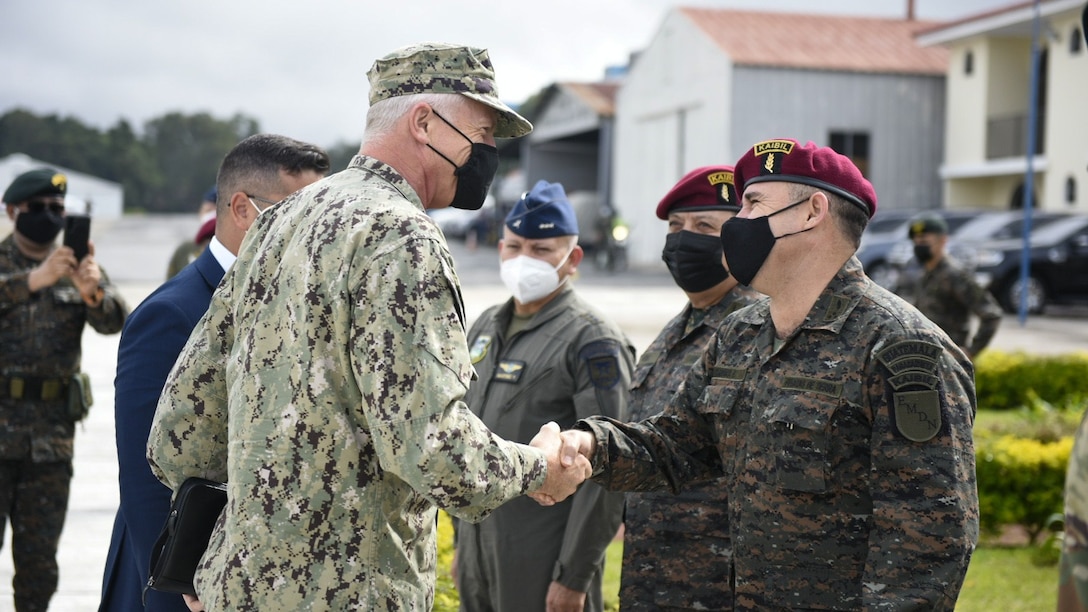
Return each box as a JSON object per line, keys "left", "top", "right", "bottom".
{"left": 0, "top": 108, "right": 358, "bottom": 213}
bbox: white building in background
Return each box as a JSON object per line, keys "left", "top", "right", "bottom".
{"left": 916, "top": 0, "right": 1088, "bottom": 212}
{"left": 0, "top": 153, "right": 123, "bottom": 219}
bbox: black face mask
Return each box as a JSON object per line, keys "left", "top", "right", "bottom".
{"left": 913, "top": 244, "right": 934, "bottom": 263}
{"left": 662, "top": 230, "right": 730, "bottom": 293}
{"left": 16, "top": 208, "right": 65, "bottom": 244}
{"left": 719, "top": 197, "right": 813, "bottom": 287}
{"left": 427, "top": 110, "right": 499, "bottom": 211}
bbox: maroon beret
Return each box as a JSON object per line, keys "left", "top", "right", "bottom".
{"left": 194, "top": 216, "right": 216, "bottom": 244}
{"left": 655, "top": 165, "right": 739, "bottom": 220}
{"left": 732, "top": 139, "right": 877, "bottom": 218}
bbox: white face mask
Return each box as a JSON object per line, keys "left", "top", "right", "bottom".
{"left": 500, "top": 249, "right": 572, "bottom": 304}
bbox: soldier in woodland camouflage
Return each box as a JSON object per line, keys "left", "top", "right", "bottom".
{"left": 621, "top": 165, "right": 758, "bottom": 610}
{"left": 896, "top": 212, "right": 1002, "bottom": 359}
{"left": 547, "top": 139, "right": 979, "bottom": 610}
{"left": 147, "top": 43, "right": 590, "bottom": 611}
{"left": 1, "top": 168, "right": 127, "bottom": 611}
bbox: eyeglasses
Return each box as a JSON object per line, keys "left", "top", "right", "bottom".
{"left": 245, "top": 194, "right": 278, "bottom": 208}
{"left": 24, "top": 199, "right": 66, "bottom": 215}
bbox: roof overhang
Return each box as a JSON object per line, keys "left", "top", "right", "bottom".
{"left": 916, "top": 0, "right": 1083, "bottom": 46}
{"left": 939, "top": 155, "right": 1049, "bottom": 179}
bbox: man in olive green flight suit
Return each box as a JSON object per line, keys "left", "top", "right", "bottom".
{"left": 455, "top": 180, "right": 634, "bottom": 612}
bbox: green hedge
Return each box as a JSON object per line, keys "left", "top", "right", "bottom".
{"left": 975, "top": 351, "right": 1088, "bottom": 412}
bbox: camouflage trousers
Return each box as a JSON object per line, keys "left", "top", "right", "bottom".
{"left": 0, "top": 459, "right": 73, "bottom": 612}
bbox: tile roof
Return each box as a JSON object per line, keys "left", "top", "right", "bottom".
{"left": 679, "top": 7, "right": 949, "bottom": 75}
{"left": 557, "top": 82, "right": 620, "bottom": 116}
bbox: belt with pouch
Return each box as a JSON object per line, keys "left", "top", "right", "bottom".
{"left": 0, "top": 376, "right": 70, "bottom": 401}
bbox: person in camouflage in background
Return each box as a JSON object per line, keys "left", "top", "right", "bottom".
{"left": 620, "top": 165, "right": 759, "bottom": 610}
{"left": 1057, "top": 9, "right": 1088, "bottom": 611}
{"left": 1061, "top": 407, "right": 1088, "bottom": 612}
{"left": 1, "top": 168, "right": 127, "bottom": 611}
{"left": 547, "top": 139, "right": 979, "bottom": 610}
{"left": 896, "top": 212, "right": 1002, "bottom": 360}
{"left": 147, "top": 42, "right": 591, "bottom": 612}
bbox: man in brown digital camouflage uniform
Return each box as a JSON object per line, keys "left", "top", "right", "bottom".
{"left": 1, "top": 168, "right": 127, "bottom": 611}
{"left": 897, "top": 212, "right": 1002, "bottom": 360}
{"left": 545, "top": 139, "right": 979, "bottom": 610}
{"left": 621, "top": 165, "right": 758, "bottom": 610}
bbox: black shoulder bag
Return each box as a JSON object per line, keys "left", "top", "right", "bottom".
{"left": 144, "top": 477, "right": 227, "bottom": 600}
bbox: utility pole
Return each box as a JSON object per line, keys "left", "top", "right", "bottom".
{"left": 1018, "top": 0, "right": 1042, "bottom": 325}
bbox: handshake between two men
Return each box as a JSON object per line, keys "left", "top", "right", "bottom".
{"left": 526, "top": 422, "right": 599, "bottom": 506}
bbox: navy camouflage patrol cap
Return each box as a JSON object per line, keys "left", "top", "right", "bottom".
{"left": 367, "top": 42, "right": 533, "bottom": 139}
{"left": 505, "top": 180, "right": 579, "bottom": 238}
{"left": 4, "top": 168, "right": 67, "bottom": 204}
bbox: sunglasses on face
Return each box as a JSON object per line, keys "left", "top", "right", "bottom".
{"left": 24, "top": 199, "right": 67, "bottom": 215}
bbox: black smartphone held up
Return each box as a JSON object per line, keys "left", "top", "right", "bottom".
{"left": 64, "top": 214, "right": 91, "bottom": 261}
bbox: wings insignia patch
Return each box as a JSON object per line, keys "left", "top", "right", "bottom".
{"left": 493, "top": 359, "right": 525, "bottom": 383}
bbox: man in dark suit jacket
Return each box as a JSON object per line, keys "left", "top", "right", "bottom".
{"left": 98, "top": 134, "right": 329, "bottom": 611}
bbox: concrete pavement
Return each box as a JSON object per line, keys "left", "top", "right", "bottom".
{"left": 0, "top": 215, "right": 1085, "bottom": 610}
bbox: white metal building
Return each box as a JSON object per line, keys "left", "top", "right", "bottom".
{"left": 614, "top": 8, "right": 950, "bottom": 267}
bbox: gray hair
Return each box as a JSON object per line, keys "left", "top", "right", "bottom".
{"left": 363, "top": 93, "right": 464, "bottom": 142}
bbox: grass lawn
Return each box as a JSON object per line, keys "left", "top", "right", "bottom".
{"left": 599, "top": 540, "right": 1058, "bottom": 610}
{"left": 440, "top": 406, "right": 1071, "bottom": 611}
{"left": 957, "top": 546, "right": 1057, "bottom": 611}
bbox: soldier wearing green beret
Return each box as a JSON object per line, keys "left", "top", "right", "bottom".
{"left": 897, "top": 212, "right": 1002, "bottom": 360}
{"left": 1, "top": 167, "right": 128, "bottom": 610}
{"left": 147, "top": 43, "right": 591, "bottom": 611}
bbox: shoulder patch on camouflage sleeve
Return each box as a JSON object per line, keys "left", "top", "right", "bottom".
{"left": 580, "top": 339, "right": 621, "bottom": 390}
{"left": 893, "top": 390, "right": 942, "bottom": 442}
{"left": 877, "top": 339, "right": 943, "bottom": 442}
{"left": 876, "top": 340, "right": 942, "bottom": 374}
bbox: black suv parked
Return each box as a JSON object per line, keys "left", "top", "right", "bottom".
{"left": 970, "top": 215, "right": 1088, "bottom": 314}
